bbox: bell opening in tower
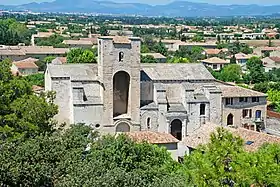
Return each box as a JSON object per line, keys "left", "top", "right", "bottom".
{"left": 113, "top": 71, "right": 130, "bottom": 117}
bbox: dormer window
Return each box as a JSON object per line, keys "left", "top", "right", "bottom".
{"left": 119, "top": 52, "right": 124, "bottom": 62}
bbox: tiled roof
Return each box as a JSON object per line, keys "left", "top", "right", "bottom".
{"left": 269, "top": 56, "right": 280, "bottom": 63}
{"left": 182, "top": 123, "right": 280, "bottom": 152}
{"left": 80, "top": 37, "right": 98, "bottom": 45}
{"left": 47, "top": 64, "right": 98, "bottom": 81}
{"left": 63, "top": 40, "right": 93, "bottom": 45}
{"left": 113, "top": 36, "right": 131, "bottom": 44}
{"left": 13, "top": 61, "right": 38, "bottom": 69}
{"left": 99, "top": 36, "right": 140, "bottom": 44}
{"left": 204, "top": 49, "right": 221, "bottom": 55}
{"left": 126, "top": 131, "right": 179, "bottom": 144}
{"left": 233, "top": 53, "right": 249, "bottom": 60}
{"left": 21, "top": 46, "right": 69, "bottom": 55}
{"left": 261, "top": 47, "right": 278, "bottom": 51}
{"left": 32, "top": 85, "right": 44, "bottom": 92}
{"left": 202, "top": 57, "right": 229, "bottom": 64}
{"left": 219, "top": 85, "right": 266, "bottom": 98}
{"left": 0, "top": 49, "right": 26, "bottom": 56}
{"left": 141, "top": 63, "right": 214, "bottom": 81}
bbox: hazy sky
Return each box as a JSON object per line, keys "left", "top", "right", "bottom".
{"left": 1, "top": 0, "right": 280, "bottom": 5}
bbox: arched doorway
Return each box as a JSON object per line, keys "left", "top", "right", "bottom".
{"left": 113, "top": 71, "right": 130, "bottom": 117}
{"left": 227, "top": 114, "right": 234, "bottom": 126}
{"left": 116, "top": 122, "right": 130, "bottom": 132}
{"left": 171, "top": 119, "right": 182, "bottom": 140}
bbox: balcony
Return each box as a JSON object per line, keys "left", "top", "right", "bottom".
{"left": 241, "top": 117, "right": 264, "bottom": 124}
{"left": 224, "top": 101, "right": 267, "bottom": 109}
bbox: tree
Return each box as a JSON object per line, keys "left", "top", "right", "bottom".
{"left": 0, "top": 125, "right": 185, "bottom": 187}
{"left": 169, "top": 57, "right": 189, "bottom": 63}
{"left": 99, "top": 25, "right": 108, "bottom": 36}
{"left": 245, "top": 57, "right": 267, "bottom": 84}
{"left": 183, "top": 128, "right": 245, "bottom": 186}
{"left": 192, "top": 34, "right": 204, "bottom": 42}
{"left": 219, "top": 64, "right": 242, "bottom": 82}
{"left": 67, "top": 48, "right": 96, "bottom": 63}
{"left": 24, "top": 73, "right": 44, "bottom": 86}
{"left": 268, "top": 38, "right": 273, "bottom": 47}
{"left": 181, "top": 35, "right": 187, "bottom": 42}
{"left": 0, "top": 19, "right": 31, "bottom": 45}
{"left": 183, "top": 128, "right": 280, "bottom": 186}
{"left": 0, "top": 59, "right": 57, "bottom": 142}
{"left": 267, "top": 89, "right": 280, "bottom": 112}
{"left": 141, "top": 55, "right": 158, "bottom": 63}
{"left": 217, "top": 35, "right": 221, "bottom": 44}
{"left": 36, "top": 56, "right": 56, "bottom": 71}
{"left": 264, "top": 51, "right": 270, "bottom": 57}
{"left": 230, "top": 55, "right": 237, "bottom": 64}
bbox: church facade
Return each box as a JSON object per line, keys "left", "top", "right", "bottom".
{"left": 45, "top": 36, "right": 267, "bottom": 140}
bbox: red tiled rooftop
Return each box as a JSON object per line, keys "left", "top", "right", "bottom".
{"left": 182, "top": 123, "right": 280, "bottom": 152}
{"left": 204, "top": 49, "right": 221, "bottom": 55}
{"left": 269, "top": 56, "right": 280, "bottom": 63}
{"left": 13, "top": 61, "right": 38, "bottom": 69}
{"left": 126, "top": 131, "right": 179, "bottom": 144}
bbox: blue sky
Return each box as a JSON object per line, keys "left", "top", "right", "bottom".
{"left": 1, "top": 0, "right": 280, "bottom": 5}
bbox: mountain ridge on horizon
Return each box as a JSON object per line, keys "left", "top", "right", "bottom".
{"left": 1, "top": 0, "right": 280, "bottom": 17}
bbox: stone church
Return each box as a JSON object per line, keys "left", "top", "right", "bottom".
{"left": 45, "top": 36, "right": 267, "bottom": 140}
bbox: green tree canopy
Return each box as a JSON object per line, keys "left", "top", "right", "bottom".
{"left": 0, "top": 59, "right": 57, "bottom": 142}
{"left": 0, "top": 124, "right": 185, "bottom": 187}
{"left": 67, "top": 48, "right": 97, "bottom": 63}
{"left": 141, "top": 55, "right": 158, "bottom": 63}
{"left": 244, "top": 57, "right": 267, "bottom": 84}
{"left": 0, "top": 18, "right": 31, "bottom": 45}
{"left": 183, "top": 127, "right": 280, "bottom": 186}
{"left": 218, "top": 64, "right": 242, "bottom": 82}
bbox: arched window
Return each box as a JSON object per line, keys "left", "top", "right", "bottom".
{"left": 171, "top": 119, "right": 182, "bottom": 140}
{"left": 147, "top": 117, "right": 151, "bottom": 130}
{"left": 227, "top": 114, "right": 234, "bottom": 126}
{"left": 200, "top": 104, "right": 206, "bottom": 116}
{"left": 119, "top": 52, "right": 124, "bottom": 62}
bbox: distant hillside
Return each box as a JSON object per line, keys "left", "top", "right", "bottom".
{"left": 1, "top": 0, "right": 280, "bottom": 17}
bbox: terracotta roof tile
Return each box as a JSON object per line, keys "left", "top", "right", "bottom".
{"left": 204, "top": 49, "right": 221, "bottom": 55}
{"left": 182, "top": 123, "right": 280, "bottom": 152}
{"left": 269, "top": 56, "right": 280, "bottom": 63}
{"left": 202, "top": 57, "right": 229, "bottom": 64}
{"left": 219, "top": 85, "right": 266, "bottom": 98}
{"left": 126, "top": 131, "right": 179, "bottom": 144}
{"left": 13, "top": 61, "right": 38, "bottom": 69}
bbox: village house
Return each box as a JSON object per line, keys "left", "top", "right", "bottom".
{"left": 220, "top": 85, "right": 267, "bottom": 131}
{"left": 141, "top": 53, "right": 167, "bottom": 63}
{"left": 45, "top": 36, "right": 267, "bottom": 142}
{"left": 183, "top": 123, "right": 280, "bottom": 154}
{"left": 11, "top": 58, "right": 39, "bottom": 75}
{"left": 203, "top": 49, "right": 222, "bottom": 58}
{"left": 262, "top": 56, "right": 280, "bottom": 72}
{"left": 201, "top": 57, "right": 229, "bottom": 71}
